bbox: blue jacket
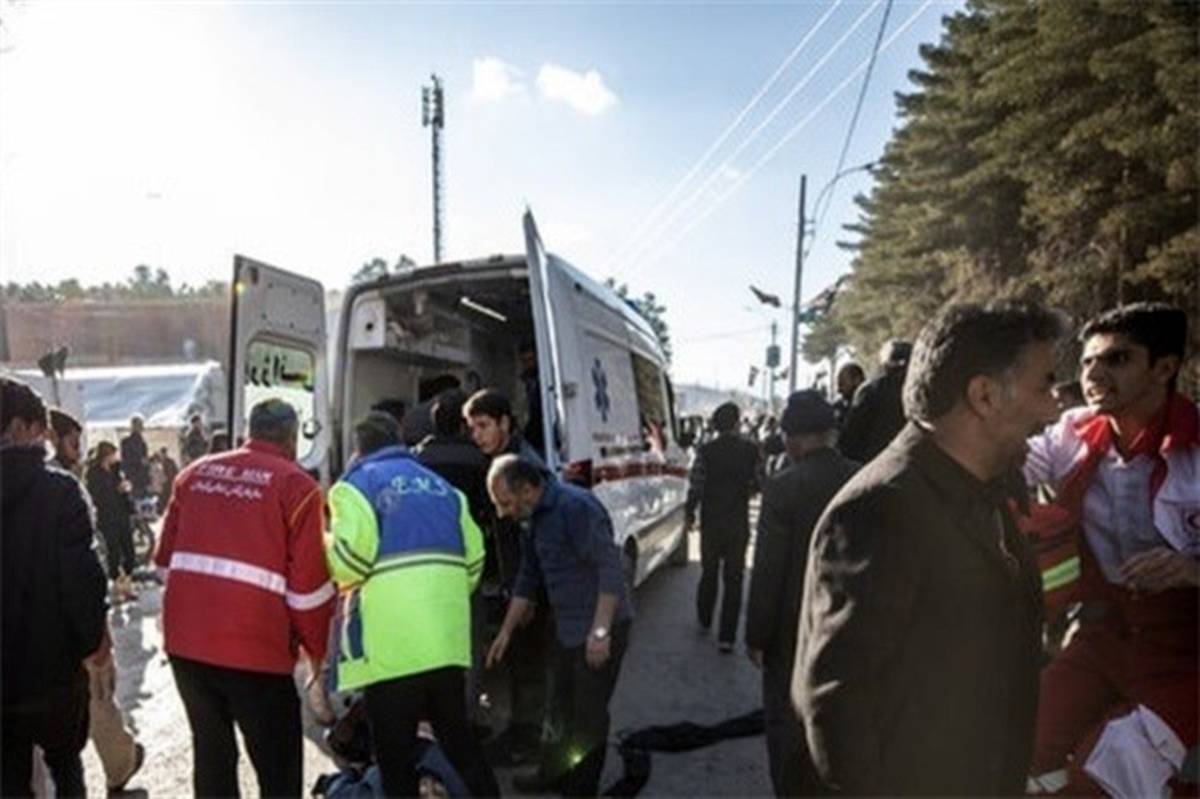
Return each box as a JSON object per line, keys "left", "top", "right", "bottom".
{"left": 327, "top": 446, "right": 483, "bottom": 689}
{"left": 513, "top": 479, "right": 633, "bottom": 646}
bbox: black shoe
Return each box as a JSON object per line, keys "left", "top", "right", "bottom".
{"left": 512, "top": 766, "right": 561, "bottom": 794}
{"left": 485, "top": 727, "right": 539, "bottom": 767}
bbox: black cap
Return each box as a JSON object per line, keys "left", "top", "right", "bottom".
{"left": 780, "top": 390, "right": 835, "bottom": 435}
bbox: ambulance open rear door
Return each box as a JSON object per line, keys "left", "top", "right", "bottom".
{"left": 227, "top": 255, "right": 331, "bottom": 484}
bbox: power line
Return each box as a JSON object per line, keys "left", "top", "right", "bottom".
{"left": 811, "top": 0, "right": 894, "bottom": 243}
{"left": 678, "top": 323, "right": 773, "bottom": 343}
{"left": 611, "top": 0, "right": 884, "bottom": 280}
{"left": 601, "top": 0, "right": 847, "bottom": 276}
{"left": 637, "top": 0, "right": 934, "bottom": 276}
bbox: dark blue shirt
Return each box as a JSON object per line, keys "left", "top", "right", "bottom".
{"left": 513, "top": 479, "right": 633, "bottom": 646}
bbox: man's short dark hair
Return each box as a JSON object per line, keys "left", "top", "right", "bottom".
{"left": 711, "top": 402, "right": 740, "bottom": 433}
{"left": 1, "top": 377, "right": 48, "bottom": 433}
{"left": 354, "top": 411, "right": 401, "bottom": 456}
{"left": 838, "top": 362, "right": 865, "bottom": 382}
{"left": 881, "top": 340, "right": 913, "bottom": 366}
{"left": 418, "top": 374, "right": 462, "bottom": 403}
{"left": 371, "top": 399, "right": 407, "bottom": 426}
{"left": 464, "top": 388, "right": 513, "bottom": 423}
{"left": 248, "top": 399, "right": 299, "bottom": 445}
{"left": 190, "top": 413, "right": 203, "bottom": 425}
{"left": 1079, "top": 303, "right": 1187, "bottom": 365}
{"left": 431, "top": 389, "right": 467, "bottom": 437}
{"left": 50, "top": 408, "right": 83, "bottom": 438}
{"left": 488, "top": 453, "right": 546, "bottom": 491}
{"left": 904, "top": 302, "right": 1067, "bottom": 424}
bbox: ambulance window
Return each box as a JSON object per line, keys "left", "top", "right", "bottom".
{"left": 632, "top": 353, "right": 667, "bottom": 453}
{"left": 665, "top": 376, "right": 679, "bottom": 442}
{"left": 243, "top": 339, "right": 318, "bottom": 460}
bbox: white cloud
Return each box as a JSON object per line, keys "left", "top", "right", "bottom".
{"left": 535, "top": 63, "right": 617, "bottom": 116}
{"left": 470, "top": 57, "right": 525, "bottom": 103}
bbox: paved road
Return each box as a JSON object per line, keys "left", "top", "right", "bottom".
{"left": 83, "top": 526, "right": 773, "bottom": 797}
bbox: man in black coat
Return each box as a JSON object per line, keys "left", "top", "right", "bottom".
{"left": 1, "top": 377, "right": 109, "bottom": 797}
{"left": 119, "top": 414, "right": 150, "bottom": 499}
{"left": 416, "top": 389, "right": 490, "bottom": 527}
{"left": 837, "top": 340, "right": 910, "bottom": 463}
{"left": 794, "top": 303, "right": 1062, "bottom": 795}
{"left": 463, "top": 388, "right": 552, "bottom": 768}
{"left": 686, "top": 401, "right": 760, "bottom": 652}
{"left": 745, "top": 391, "right": 859, "bottom": 797}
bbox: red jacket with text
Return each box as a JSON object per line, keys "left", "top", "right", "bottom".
{"left": 155, "top": 439, "right": 334, "bottom": 675}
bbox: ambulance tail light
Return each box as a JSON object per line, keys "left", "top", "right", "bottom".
{"left": 562, "top": 458, "right": 593, "bottom": 488}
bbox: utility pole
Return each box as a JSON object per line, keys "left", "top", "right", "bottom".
{"left": 421, "top": 74, "right": 445, "bottom": 263}
{"left": 768, "top": 320, "right": 778, "bottom": 411}
{"left": 788, "top": 175, "right": 806, "bottom": 394}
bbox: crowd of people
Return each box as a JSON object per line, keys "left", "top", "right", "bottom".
{"left": 1, "top": 299, "right": 1196, "bottom": 798}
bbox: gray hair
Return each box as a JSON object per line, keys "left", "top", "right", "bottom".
{"left": 248, "top": 399, "right": 299, "bottom": 445}
{"left": 487, "top": 453, "right": 546, "bottom": 491}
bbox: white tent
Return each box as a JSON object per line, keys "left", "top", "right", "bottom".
{"left": 10, "top": 361, "right": 226, "bottom": 430}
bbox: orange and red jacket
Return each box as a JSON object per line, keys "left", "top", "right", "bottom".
{"left": 155, "top": 439, "right": 334, "bottom": 675}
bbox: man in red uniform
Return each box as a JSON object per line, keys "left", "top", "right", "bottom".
{"left": 156, "top": 399, "right": 334, "bottom": 797}
{"left": 1024, "top": 303, "right": 1198, "bottom": 796}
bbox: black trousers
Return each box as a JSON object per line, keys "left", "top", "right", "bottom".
{"left": 762, "top": 656, "right": 823, "bottom": 797}
{"left": 507, "top": 603, "right": 554, "bottom": 743}
{"left": 363, "top": 667, "right": 499, "bottom": 798}
{"left": 697, "top": 529, "right": 748, "bottom": 643}
{"left": 99, "top": 523, "right": 136, "bottom": 579}
{"left": 542, "top": 624, "right": 629, "bottom": 797}
{"left": 1, "top": 672, "right": 90, "bottom": 798}
{"left": 170, "top": 656, "right": 301, "bottom": 798}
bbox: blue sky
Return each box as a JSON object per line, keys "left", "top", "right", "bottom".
{"left": 0, "top": 0, "right": 959, "bottom": 392}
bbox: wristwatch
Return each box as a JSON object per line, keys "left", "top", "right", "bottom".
{"left": 589, "top": 626, "right": 610, "bottom": 641}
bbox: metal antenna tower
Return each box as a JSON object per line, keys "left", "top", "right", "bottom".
{"left": 421, "top": 74, "right": 445, "bottom": 263}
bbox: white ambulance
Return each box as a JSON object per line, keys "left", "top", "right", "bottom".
{"left": 227, "top": 211, "right": 689, "bottom": 585}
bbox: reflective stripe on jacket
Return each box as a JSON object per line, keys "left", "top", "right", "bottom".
{"left": 327, "top": 445, "right": 483, "bottom": 690}
{"left": 155, "top": 439, "right": 334, "bottom": 675}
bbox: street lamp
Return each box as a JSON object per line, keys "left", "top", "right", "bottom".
{"left": 788, "top": 161, "right": 875, "bottom": 394}
{"left": 807, "top": 160, "right": 875, "bottom": 253}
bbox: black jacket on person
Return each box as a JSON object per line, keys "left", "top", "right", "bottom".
{"left": 119, "top": 432, "right": 149, "bottom": 490}
{"left": 685, "top": 432, "right": 760, "bottom": 539}
{"left": 415, "top": 433, "right": 490, "bottom": 530}
{"left": 837, "top": 363, "right": 907, "bottom": 463}
{"left": 794, "top": 424, "right": 1042, "bottom": 796}
{"left": 745, "top": 447, "right": 859, "bottom": 669}
{"left": 85, "top": 463, "right": 133, "bottom": 536}
{"left": 1, "top": 446, "right": 108, "bottom": 713}
{"left": 488, "top": 434, "right": 546, "bottom": 590}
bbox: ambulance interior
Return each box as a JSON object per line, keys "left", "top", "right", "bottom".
{"left": 340, "top": 269, "right": 544, "bottom": 461}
